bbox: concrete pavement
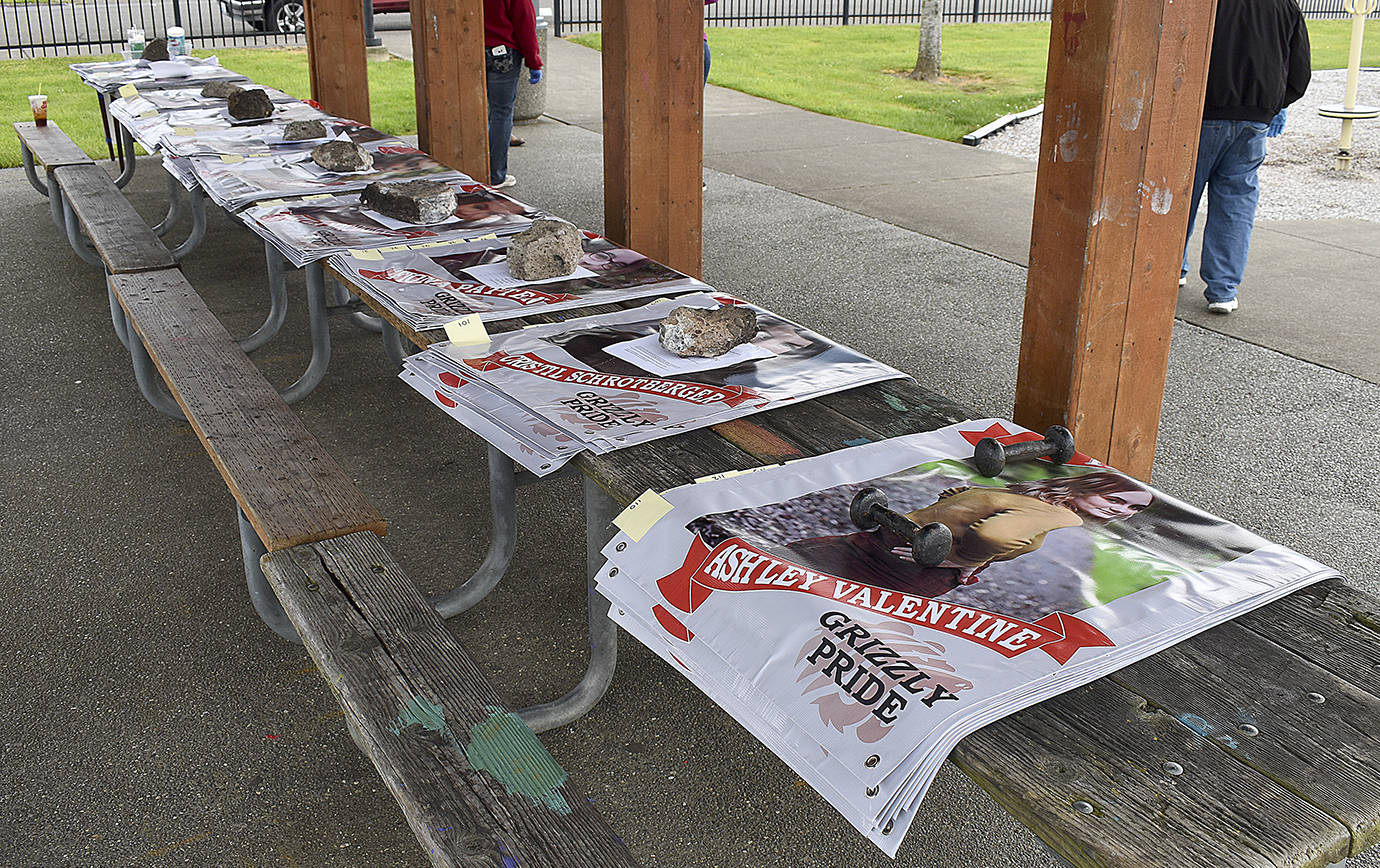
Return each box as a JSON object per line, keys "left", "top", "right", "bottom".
{"left": 3, "top": 32, "right": 1378, "bottom": 868}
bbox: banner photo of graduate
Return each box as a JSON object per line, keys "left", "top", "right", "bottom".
{"left": 595, "top": 420, "right": 1338, "bottom": 856}
{"left": 331, "top": 231, "right": 711, "bottom": 330}
{"left": 397, "top": 293, "right": 908, "bottom": 475}
{"left": 242, "top": 183, "right": 546, "bottom": 267}
{"left": 189, "top": 140, "right": 469, "bottom": 212}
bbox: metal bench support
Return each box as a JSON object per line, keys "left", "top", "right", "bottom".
{"left": 238, "top": 508, "right": 302, "bottom": 643}
{"left": 517, "top": 476, "right": 619, "bottom": 733}
{"left": 432, "top": 446, "right": 518, "bottom": 618}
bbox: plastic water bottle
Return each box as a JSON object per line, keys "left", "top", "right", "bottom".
{"left": 127, "top": 28, "right": 146, "bottom": 57}
{"left": 166, "top": 26, "right": 186, "bottom": 57}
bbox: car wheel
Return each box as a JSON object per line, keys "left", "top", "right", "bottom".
{"left": 269, "top": 0, "right": 305, "bottom": 33}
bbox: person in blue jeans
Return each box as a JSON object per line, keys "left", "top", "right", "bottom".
{"left": 485, "top": 0, "right": 543, "bottom": 189}
{"left": 1181, "top": 0, "right": 1309, "bottom": 314}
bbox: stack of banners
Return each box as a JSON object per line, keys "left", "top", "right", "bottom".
{"left": 242, "top": 183, "right": 545, "bottom": 267}
{"left": 329, "top": 231, "right": 710, "bottom": 330}
{"left": 396, "top": 293, "right": 908, "bottom": 476}
{"left": 161, "top": 118, "right": 390, "bottom": 158}
{"left": 109, "top": 86, "right": 324, "bottom": 152}
{"left": 593, "top": 419, "right": 1339, "bottom": 856}
{"left": 69, "top": 57, "right": 245, "bottom": 93}
{"left": 188, "top": 139, "right": 470, "bottom": 212}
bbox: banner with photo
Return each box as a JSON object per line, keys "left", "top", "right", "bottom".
{"left": 243, "top": 183, "right": 545, "bottom": 267}
{"left": 331, "top": 231, "right": 710, "bottom": 330}
{"left": 397, "top": 293, "right": 909, "bottom": 475}
{"left": 595, "top": 420, "right": 1337, "bottom": 855}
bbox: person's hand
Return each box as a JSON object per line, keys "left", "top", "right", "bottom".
{"left": 1267, "top": 108, "right": 1287, "bottom": 138}
{"left": 529, "top": 69, "right": 543, "bottom": 85}
{"left": 889, "top": 545, "right": 916, "bottom": 564}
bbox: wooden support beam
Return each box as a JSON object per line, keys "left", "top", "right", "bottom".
{"left": 410, "top": 0, "right": 489, "bottom": 181}
{"left": 601, "top": 0, "right": 704, "bottom": 279}
{"left": 1013, "top": 0, "right": 1216, "bottom": 479}
{"left": 305, "top": 0, "right": 372, "bottom": 123}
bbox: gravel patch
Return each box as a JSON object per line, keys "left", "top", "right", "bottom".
{"left": 975, "top": 68, "right": 1380, "bottom": 222}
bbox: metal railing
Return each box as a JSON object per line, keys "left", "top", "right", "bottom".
{"left": 552, "top": 0, "right": 1380, "bottom": 36}
{"left": 3, "top": 0, "right": 304, "bottom": 59}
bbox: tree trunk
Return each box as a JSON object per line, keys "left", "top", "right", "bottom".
{"left": 910, "top": 0, "right": 942, "bottom": 80}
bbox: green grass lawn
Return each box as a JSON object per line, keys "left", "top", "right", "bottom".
{"left": 574, "top": 21, "right": 1380, "bottom": 142}
{"left": 2, "top": 22, "right": 1375, "bottom": 166}
{"left": 0, "top": 47, "right": 417, "bottom": 167}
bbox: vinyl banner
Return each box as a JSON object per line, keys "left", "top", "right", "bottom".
{"left": 596, "top": 420, "right": 1338, "bottom": 855}
{"left": 331, "top": 231, "right": 709, "bottom": 329}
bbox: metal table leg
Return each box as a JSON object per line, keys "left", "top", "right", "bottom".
{"left": 239, "top": 508, "right": 302, "bottom": 643}
{"left": 169, "top": 185, "right": 207, "bottom": 261}
{"left": 114, "top": 122, "right": 137, "bottom": 189}
{"left": 381, "top": 321, "right": 408, "bottom": 369}
{"left": 107, "top": 285, "right": 130, "bottom": 349}
{"left": 58, "top": 185, "right": 104, "bottom": 268}
{"left": 518, "top": 476, "right": 620, "bottom": 733}
{"left": 97, "top": 90, "right": 116, "bottom": 164}
{"left": 433, "top": 447, "right": 518, "bottom": 618}
{"left": 21, "top": 143, "right": 49, "bottom": 196}
{"left": 279, "top": 261, "right": 332, "bottom": 403}
{"left": 152, "top": 172, "right": 185, "bottom": 237}
{"left": 237, "top": 240, "right": 290, "bottom": 353}
{"left": 45, "top": 169, "right": 64, "bottom": 231}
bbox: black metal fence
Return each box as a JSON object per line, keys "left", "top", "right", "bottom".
{"left": 553, "top": 0, "right": 1380, "bottom": 36}
{"left": 2, "top": 0, "right": 304, "bottom": 59}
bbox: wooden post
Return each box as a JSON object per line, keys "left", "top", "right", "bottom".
{"left": 602, "top": 0, "right": 704, "bottom": 278}
{"left": 410, "top": 0, "right": 489, "bottom": 181}
{"left": 1012, "top": 0, "right": 1216, "bottom": 479}
{"left": 305, "top": 0, "right": 371, "bottom": 124}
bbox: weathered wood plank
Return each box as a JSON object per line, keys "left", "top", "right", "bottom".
{"left": 110, "top": 269, "right": 386, "bottom": 550}
{"left": 262, "top": 532, "right": 641, "bottom": 868}
{"left": 951, "top": 678, "right": 1350, "bottom": 868}
{"left": 1109, "top": 616, "right": 1380, "bottom": 855}
{"left": 1012, "top": 0, "right": 1216, "bottom": 478}
{"left": 14, "top": 121, "right": 93, "bottom": 168}
{"left": 53, "top": 164, "right": 175, "bottom": 273}
{"left": 1235, "top": 579, "right": 1380, "bottom": 701}
{"left": 304, "top": 0, "right": 371, "bottom": 123}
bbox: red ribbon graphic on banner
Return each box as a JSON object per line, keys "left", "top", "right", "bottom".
{"left": 465, "top": 352, "right": 761, "bottom": 408}
{"left": 652, "top": 536, "right": 1114, "bottom": 664}
{"left": 359, "top": 268, "right": 581, "bottom": 306}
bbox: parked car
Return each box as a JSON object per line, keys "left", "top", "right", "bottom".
{"left": 221, "top": 0, "right": 409, "bottom": 34}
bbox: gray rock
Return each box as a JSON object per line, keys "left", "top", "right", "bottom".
{"left": 360, "top": 180, "right": 457, "bottom": 225}
{"left": 200, "top": 81, "right": 243, "bottom": 99}
{"left": 227, "top": 88, "right": 274, "bottom": 120}
{"left": 140, "top": 38, "right": 169, "bottom": 61}
{"left": 283, "top": 119, "right": 328, "bottom": 141}
{"left": 311, "top": 140, "right": 373, "bottom": 173}
{"left": 658, "top": 304, "right": 759, "bottom": 358}
{"left": 504, "top": 219, "right": 582, "bottom": 280}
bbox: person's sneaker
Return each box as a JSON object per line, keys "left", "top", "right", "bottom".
{"left": 1178, "top": 274, "right": 1188, "bottom": 287}
{"left": 1207, "top": 298, "right": 1238, "bottom": 314}
{"left": 510, "top": 135, "right": 525, "bottom": 147}
{"left": 493, "top": 174, "right": 517, "bottom": 189}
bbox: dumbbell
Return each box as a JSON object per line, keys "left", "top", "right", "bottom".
{"left": 972, "top": 425, "right": 1076, "bottom": 477}
{"left": 849, "top": 487, "right": 953, "bottom": 568}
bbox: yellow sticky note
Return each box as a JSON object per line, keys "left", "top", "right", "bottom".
{"left": 118, "top": 84, "right": 138, "bottom": 99}
{"left": 694, "top": 469, "right": 744, "bottom": 484}
{"left": 443, "top": 315, "right": 489, "bottom": 347}
{"left": 219, "top": 154, "right": 244, "bottom": 164}
{"left": 302, "top": 193, "right": 331, "bottom": 200}
{"left": 173, "top": 127, "right": 196, "bottom": 136}
{"left": 613, "top": 490, "right": 674, "bottom": 543}
{"left": 350, "top": 248, "right": 384, "bottom": 261}
{"left": 139, "top": 110, "right": 157, "bottom": 119}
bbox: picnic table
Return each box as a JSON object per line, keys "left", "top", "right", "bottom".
{"left": 24, "top": 56, "right": 1380, "bottom": 868}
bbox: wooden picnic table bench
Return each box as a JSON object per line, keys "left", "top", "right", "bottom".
{"left": 336, "top": 279, "right": 1380, "bottom": 867}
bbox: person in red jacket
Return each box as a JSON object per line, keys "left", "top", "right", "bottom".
{"left": 484, "top": 0, "right": 542, "bottom": 189}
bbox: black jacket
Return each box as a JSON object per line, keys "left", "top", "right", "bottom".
{"left": 1204, "top": 0, "right": 1311, "bottom": 123}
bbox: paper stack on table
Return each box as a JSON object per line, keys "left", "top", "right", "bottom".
{"left": 591, "top": 420, "right": 1339, "bottom": 856}
{"left": 330, "top": 231, "right": 710, "bottom": 330}
{"left": 189, "top": 138, "right": 469, "bottom": 212}
{"left": 69, "top": 56, "right": 245, "bottom": 93}
{"left": 397, "top": 293, "right": 910, "bottom": 476}
{"left": 241, "top": 182, "right": 546, "bottom": 267}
